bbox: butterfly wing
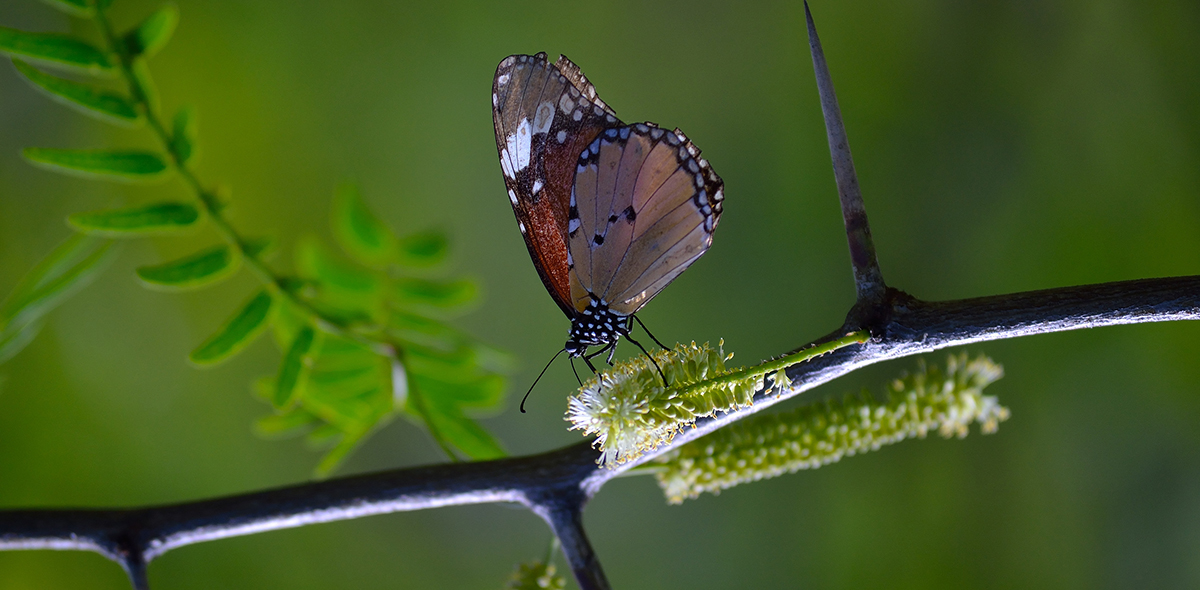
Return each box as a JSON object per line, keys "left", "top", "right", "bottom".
{"left": 492, "top": 53, "right": 622, "bottom": 317}
{"left": 567, "top": 123, "right": 724, "bottom": 316}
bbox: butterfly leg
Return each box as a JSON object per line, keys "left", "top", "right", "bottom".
{"left": 632, "top": 315, "right": 668, "bottom": 350}
{"left": 569, "top": 356, "right": 584, "bottom": 387}
{"left": 625, "top": 334, "right": 668, "bottom": 386}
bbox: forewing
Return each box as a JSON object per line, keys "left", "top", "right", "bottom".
{"left": 492, "top": 53, "right": 622, "bottom": 317}
{"left": 567, "top": 123, "right": 724, "bottom": 316}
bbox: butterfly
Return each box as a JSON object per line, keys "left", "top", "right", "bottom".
{"left": 491, "top": 53, "right": 723, "bottom": 393}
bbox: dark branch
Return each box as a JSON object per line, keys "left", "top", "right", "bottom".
{"left": 805, "top": 1, "right": 887, "bottom": 306}
{"left": 1, "top": 274, "right": 1197, "bottom": 589}
{"left": 531, "top": 489, "right": 610, "bottom": 590}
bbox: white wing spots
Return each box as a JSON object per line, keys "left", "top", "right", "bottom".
{"left": 508, "top": 188, "right": 518, "bottom": 206}
{"left": 569, "top": 217, "right": 581, "bottom": 233}
{"left": 619, "top": 127, "right": 630, "bottom": 140}
{"left": 509, "top": 118, "right": 532, "bottom": 172}
{"left": 606, "top": 114, "right": 617, "bottom": 124}
{"left": 593, "top": 105, "right": 605, "bottom": 116}
{"left": 533, "top": 179, "right": 544, "bottom": 194}
{"left": 500, "top": 148, "right": 514, "bottom": 179}
{"left": 492, "top": 93, "right": 498, "bottom": 107}
{"left": 687, "top": 159, "right": 699, "bottom": 173}
{"left": 497, "top": 73, "right": 510, "bottom": 86}
{"left": 533, "top": 101, "right": 554, "bottom": 135}
{"left": 519, "top": 221, "right": 526, "bottom": 233}
{"left": 573, "top": 109, "right": 584, "bottom": 122}
{"left": 695, "top": 173, "right": 704, "bottom": 187}
{"left": 557, "top": 130, "right": 568, "bottom": 143}
{"left": 559, "top": 94, "right": 575, "bottom": 113}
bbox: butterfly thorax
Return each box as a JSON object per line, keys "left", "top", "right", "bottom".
{"left": 564, "top": 299, "right": 630, "bottom": 357}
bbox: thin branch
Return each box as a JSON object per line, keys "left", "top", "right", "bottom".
{"left": 1, "top": 275, "right": 1196, "bottom": 580}
{"left": 805, "top": 2, "right": 886, "bottom": 306}
{"left": 530, "top": 491, "right": 610, "bottom": 590}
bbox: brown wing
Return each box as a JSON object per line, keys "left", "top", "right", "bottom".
{"left": 492, "top": 53, "right": 622, "bottom": 317}
{"left": 567, "top": 123, "right": 724, "bottom": 316}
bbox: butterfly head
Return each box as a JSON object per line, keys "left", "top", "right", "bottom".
{"left": 565, "top": 299, "right": 630, "bottom": 357}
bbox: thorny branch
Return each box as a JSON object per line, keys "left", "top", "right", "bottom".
{"left": 2, "top": 5, "right": 1198, "bottom": 590}
{"left": 1, "top": 275, "right": 1198, "bottom": 588}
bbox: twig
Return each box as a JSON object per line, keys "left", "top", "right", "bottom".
{"left": 1, "top": 275, "right": 1196, "bottom": 580}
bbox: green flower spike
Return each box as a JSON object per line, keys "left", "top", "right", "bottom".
{"left": 566, "top": 332, "right": 870, "bottom": 468}
{"left": 653, "top": 353, "right": 1009, "bottom": 503}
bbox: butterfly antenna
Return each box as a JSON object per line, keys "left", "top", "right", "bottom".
{"left": 626, "top": 334, "right": 667, "bottom": 386}
{"left": 521, "top": 348, "right": 566, "bottom": 413}
{"left": 632, "top": 315, "right": 668, "bottom": 350}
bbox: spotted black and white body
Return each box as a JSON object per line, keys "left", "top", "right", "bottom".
{"left": 492, "top": 53, "right": 724, "bottom": 365}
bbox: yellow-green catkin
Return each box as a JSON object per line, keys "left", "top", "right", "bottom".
{"left": 504, "top": 561, "right": 566, "bottom": 590}
{"left": 566, "top": 341, "right": 768, "bottom": 468}
{"left": 653, "top": 353, "right": 1009, "bottom": 504}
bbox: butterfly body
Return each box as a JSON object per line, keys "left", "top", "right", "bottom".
{"left": 492, "top": 53, "right": 723, "bottom": 360}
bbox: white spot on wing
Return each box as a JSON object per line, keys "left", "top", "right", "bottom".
{"left": 532, "top": 179, "right": 543, "bottom": 194}
{"left": 509, "top": 118, "right": 532, "bottom": 172}
{"left": 557, "top": 130, "right": 567, "bottom": 143}
{"left": 508, "top": 189, "right": 518, "bottom": 205}
{"left": 568, "top": 218, "right": 580, "bottom": 233}
{"left": 519, "top": 221, "right": 526, "bottom": 233}
{"left": 498, "top": 73, "right": 510, "bottom": 85}
{"left": 492, "top": 93, "right": 498, "bottom": 107}
{"left": 500, "top": 148, "right": 514, "bottom": 179}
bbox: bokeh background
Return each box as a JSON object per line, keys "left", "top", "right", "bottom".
{"left": 2, "top": 0, "right": 1200, "bottom": 588}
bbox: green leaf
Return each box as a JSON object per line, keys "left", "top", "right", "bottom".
{"left": 392, "top": 277, "right": 479, "bottom": 316}
{"left": 171, "top": 105, "right": 197, "bottom": 164}
{"left": 396, "top": 230, "right": 448, "bottom": 267}
{"left": 24, "top": 148, "right": 169, "bottom": 182}
{"left": 0, "top": 235, "right": 116, "bottom": 339}
{"left": 11, "top": 60, "right": 139, "bottom": 126}
{"left": 69, "top": 202, "right": 200, "bottom": 236}
{"left": 135, "top": 244, "right": 239, "bottom": 290}
{"left": 0, "top": 321, "right": 43, "bottom": 364}
{"left": 295, "top": 237, "right": 385, "bottom": 321}
{"left": 421, "top": 395, "right": 504, "bottom": 460}
{"left": 123, "top": 4, "right": 178, "bottom": 59}
{"left": 331, "top": 182, "right": 397, "bottom": 267}
{"left": 314, "top": 427, "right": 370, "bottom": 477}
{"left": 296, "top": 238, "right": 381, "bottom": 294}
{"left": 189, "top": 290, "right": 274, "bottom": 366}
{"left": 38, "top": 0, "right": 94, "bottom": 18}
{"left": 0, "top": 27, "right": 112, "bottom": 75}
{"left": 254, "top": 409, "right": 317, "bottom": 439}
{"left": 414, "top": 372, "right": 506, "bottom": 408}
{"left": 275, "top": 326, "right": 318, "bottom": 409}
{"left": 306, "top": 423, "right": 343, "bottom": 448}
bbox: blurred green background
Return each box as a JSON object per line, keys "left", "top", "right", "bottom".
{"left": 2, "top": 0, "right": 1200, "bottom": 588}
